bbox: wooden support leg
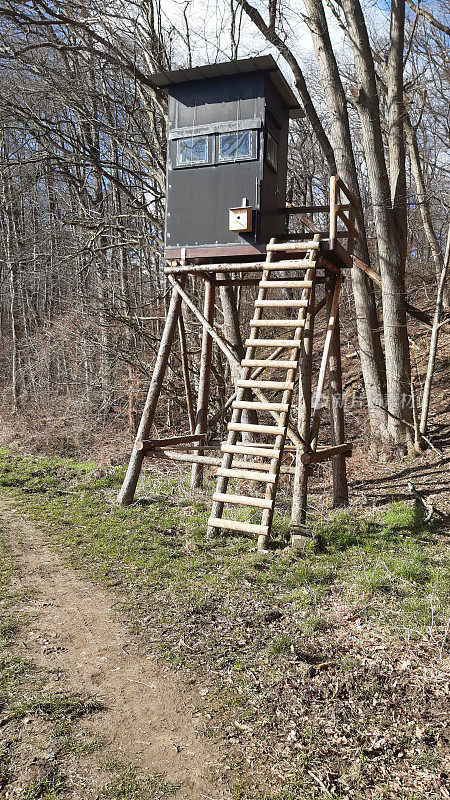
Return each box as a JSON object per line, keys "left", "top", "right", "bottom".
{"left": 191, "top": 277, "right": 215, "bottom": 489}
{"left": 291, "top": 276, "right": 315, "bottom": 541}
{"left": 117, "top": 281, "right": 184, "bottom": 506}
{"left": 327, "top": 291, "right": 349, "bottom": 507}
{"left": 166, "top": 276, "right": 302, "bottom": 448}
{"left": 178, "top": 312, "right": 195, "bottom": 434}
{"left": 309, "top": 273, "right": 342, "bottom": 449}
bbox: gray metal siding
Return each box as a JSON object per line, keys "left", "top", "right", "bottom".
{"left": 165, "top": 156, "right": 261, "bottom": 249}
{"left": 169, "top": 74, "right": 264, "bottom": 128}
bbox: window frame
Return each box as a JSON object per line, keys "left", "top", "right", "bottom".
{"left": 175, "top": 134, "right": 209, "bottom": 167}
{"left": 265, "top": 129, "right": 279, "bottom": 173}
{"left": 217, "top": 129, "right": 256, "bottom": 164}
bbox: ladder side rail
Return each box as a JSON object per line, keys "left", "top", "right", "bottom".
{"left": 291, "top": 266, "right": 317, "bottom": 534}
{"left": 207, "top": 237, "right": 278, "bottom": 536}
{"left": 258, "top": 245, "right": 320, "bottom": 548}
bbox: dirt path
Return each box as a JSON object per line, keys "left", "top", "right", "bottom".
{"left": 1, "top": 500, "right": 230, "bottom": 800}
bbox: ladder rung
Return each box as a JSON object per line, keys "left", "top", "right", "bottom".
{"left": 241, "top": 359, "right": 298, "bottom": 369}
{"left": 237, "top": 379, "right": 294, "bottom": 390}
{"left": 255, "top": 299, "right": 309, "bottom": 308}
{"left": 216, "top": 467, "right": 276, "bottom": 483}
{"left": 228, "top": 422, "right": 284, "bottom": 435}
{"left": 212, "top": 493, "right": 273, "bottom": 510}
{"left": 263, "top": 263, "right": 314, "bottom": 271}
{"left": 245, "top": 338, "right": 302, "bottom": 348}
{"left": 230, "top": 459, "right": 276, "bottom": 471}
{"left": 208, "top": 517, "right": 269, "bottom": 535}
{"left": 250, "top": 319, "right": 306, "bottom": 328}
{"left": 221, "top": 444, "right": 280, "bottom": 458}
{"left": 232, "top": 400, "right": 289, "bottom": 412}
{"left": 266, "top": 241, "right": 320, "bottom": 252}
{"left": 260, "top": 280, "right": 313, "bottom": 289}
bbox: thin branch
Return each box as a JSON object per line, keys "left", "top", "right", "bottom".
{"left": 405, "top": 0, "right": 450, "bottom": 36}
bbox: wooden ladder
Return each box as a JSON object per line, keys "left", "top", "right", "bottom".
{"left": 207, "top": 236, "right": 320, "bottom": 550}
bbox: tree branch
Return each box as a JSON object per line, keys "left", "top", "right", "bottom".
{"left": 405, "top": 0, "right": 450, "bottom": 36}
{"left": 235, "top": 0, "right": 337, "bottom": 173}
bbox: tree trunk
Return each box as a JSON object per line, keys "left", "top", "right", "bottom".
{"left": 111, "top": 138, "right": 139, "bottom": 432}
{"left": 0, "top": 134, "right": 21, "bottom": 413}
{"left": 84, "top": 38, "right": 114, "bottom": 411}
{"left": 341, "top": 0, "right": 414, "bottom": 450}
{"left": 302, "top": 0, "right": 388, "bottom": 444}
{"left": 327, "top": 292, "right": 348, "bottom": 506}
{"left": 218, "top": 275, "right": 257, "bottom": 434}
{"left": 191, "top": 278, "right": 215, "bottom": 488}
{"left": 387, "top": 0, "right": 407, "bottom": 266}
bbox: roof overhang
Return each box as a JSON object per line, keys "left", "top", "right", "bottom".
{"left": 152, "top": 55, "right": 304, "bottom": 119}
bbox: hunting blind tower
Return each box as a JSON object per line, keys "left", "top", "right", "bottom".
{"left": 117, "top": 56, "right": 359, "bottom": 551}
{"left": 159, "top": 55, "right": 302, "bottom": 259}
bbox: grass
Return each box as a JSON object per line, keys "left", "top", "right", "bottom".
{"left": 10, "top": 691, "right": 104, "bottom": 722}
{"left": 22, "top": 774, "right": 67, "bottom": 800}
{"left": 102, "top": 764, "right": 179, "bottom": 799}
{"left": 0, "top": 447, "right": 448, "bottom": 799}
{"left": 268, "top": 634, "right": 294, "bottom": 657}
{"left": 1, "top": 448, "right": 446, "bottom": 636}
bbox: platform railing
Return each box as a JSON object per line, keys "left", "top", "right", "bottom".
{"left": 329, "top": 174, "right": 359, "bottom": 249}
{"left": 280, "top": 174, "right": 360, "bottom": 250}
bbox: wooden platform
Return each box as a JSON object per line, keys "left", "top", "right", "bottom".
{"left": 164, "top": 237, "right": 352, "bottom": 276}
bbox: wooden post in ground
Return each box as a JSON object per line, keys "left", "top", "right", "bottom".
{"left": 291, "top": 272, "right": 316, "bottom": 535}
{"left": 309, "top": 272, "right": 342, "bottom": 449}
{"left": 191, "top": 276, "right": 215, "bottom": 488}
{"left": 326, "top": 274, "right": 348, "bottom": 506}
{"left": 117, "top": 281, "right": 184, "bottom": 506}
{"left": 178, "top": 312, "right": 195, "bottom": 433}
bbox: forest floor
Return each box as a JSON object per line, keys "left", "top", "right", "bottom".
{"left": 0, "top": 448, "right": 449, "bottom": 799}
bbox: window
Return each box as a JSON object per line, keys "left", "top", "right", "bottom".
{"left": 176, "top": 136, "right": 208, "bottom": 166}
{"left": 266, "top": 131, "right": 278, "bottom": 172}
{"left": 218, "top": 130, "right": 252, "bottom": 162}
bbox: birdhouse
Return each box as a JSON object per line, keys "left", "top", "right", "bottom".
{"left": 153, "top": 56, "right": 302, "bottom": 260}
